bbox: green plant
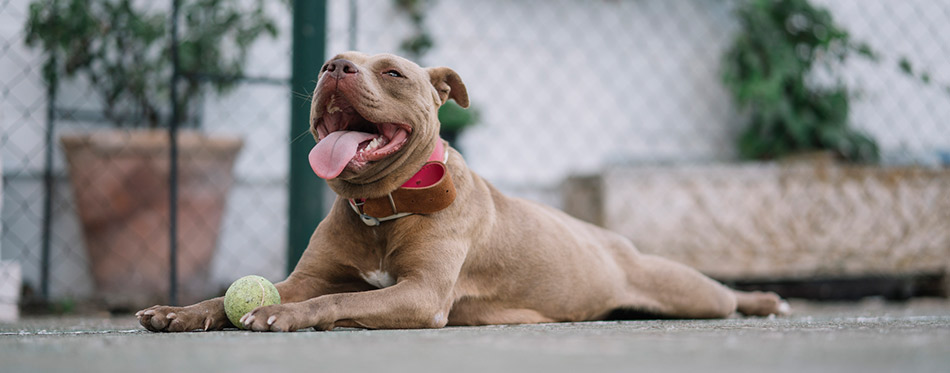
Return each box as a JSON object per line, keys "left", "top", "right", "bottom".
{"left": 25, "top": 0, "right": 280, "bottom": 128}
{"left": 722, "top": 0, "right": 878, "bottom": 162}
{"left": 438, "top": 100, "right": 478, "bottom": 132}
{"left": 393, "top": 0, "right": 434, "bottom": 61}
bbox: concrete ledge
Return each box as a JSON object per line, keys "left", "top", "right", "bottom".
{"left": 564, "top": 161, "right": 950, "bottom": 280}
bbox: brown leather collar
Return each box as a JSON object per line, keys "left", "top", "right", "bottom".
{"left": 348, "top": 141, "right": 456, "bottom": 226}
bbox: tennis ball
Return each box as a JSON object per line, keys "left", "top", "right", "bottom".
{"left": 224, "top": 275, "right": 281, "bottom": 329}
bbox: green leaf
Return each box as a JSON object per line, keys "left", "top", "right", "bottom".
{"left": 854, "top": 42, "right": 877, "bottom": 61}
{"left": 898, "top": 58, "right": 913, "bottom": 75}
{"left": 438, "top": 101, "right": 478, "bottom": 132}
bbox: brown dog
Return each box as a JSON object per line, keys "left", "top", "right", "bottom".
{"left": 137, "top": 52, "right": 788, "bottom": 332}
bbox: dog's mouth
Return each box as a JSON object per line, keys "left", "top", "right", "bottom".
{"left": 309, "top": 94, "right": 412, "bottom": 179}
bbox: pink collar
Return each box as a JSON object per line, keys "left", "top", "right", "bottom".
{"left": 400, "top": 138, "right": 448, "bottom": 188}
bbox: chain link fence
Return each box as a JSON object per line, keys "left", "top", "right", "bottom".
{"left": 1, "top": 0, "right": 292, "bottom": 310}
{"left": 334, "top": 0, "right": 949, "bottom": 200}
{"left": 334, "top": 0, "right": 950, "bottom": 297}
{"left": 2, "top": 0, "right": 949, "bottom": 313}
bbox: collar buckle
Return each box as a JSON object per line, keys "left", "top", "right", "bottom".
{"left": 349, "top": 198, "right": 414, "bottom": 226}
{"left": 359, "top": 213, "right": 381, "bottom": 226}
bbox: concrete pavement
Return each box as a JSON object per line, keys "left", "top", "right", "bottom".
{"left": 2, "top": 298, "right": 948, "bottom": 373}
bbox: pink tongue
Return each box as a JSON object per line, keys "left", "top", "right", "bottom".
{"left": 309, "top": 131, "right": 377, "bottom": 179}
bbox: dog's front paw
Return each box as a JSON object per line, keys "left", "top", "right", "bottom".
{"left": 240, "top": 304, "right": 310, "bottom": 332}
{"left": 136, "top": 305, "right": 225, "bottom": 332}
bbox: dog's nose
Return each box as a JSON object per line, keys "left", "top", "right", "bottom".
{"left": 325, "top": 59, "right": 359, "bottom": 79}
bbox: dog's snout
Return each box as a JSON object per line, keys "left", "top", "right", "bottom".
{"left": 325, "top": 59, "right": 359, "bottom": 78}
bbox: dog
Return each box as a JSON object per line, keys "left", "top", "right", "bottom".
{"left": 137, "top": 52, "right": 789, "bottom": 332}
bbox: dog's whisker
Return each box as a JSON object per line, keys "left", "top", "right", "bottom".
{"left": 292, "top": 90, "right": 313, "bottom": 101}
{"left": 290, "top": 130, "right": 312, "bottom": 144}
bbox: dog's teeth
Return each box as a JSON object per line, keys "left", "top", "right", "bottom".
{"left": 365, "top": 138, "right": 381, "bottom": 152}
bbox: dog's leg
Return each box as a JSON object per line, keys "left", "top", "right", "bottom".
{"left": 621, "top": 254, "right": 739, "bottom": 319}
{"left": 136, "top": 272, "right": 331, "bottom": 332}
{"left": 621, "top": 254, "right": 789, "bottom": 318}
{"left": 241, "top": 242, "right": 465, "bottom": 332}
{"left": 240, "top": 280, "right": 456, "bottom": 331}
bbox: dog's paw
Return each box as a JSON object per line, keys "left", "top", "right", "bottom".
{"left": 239, "top": 304, "right": 307, "bottom": 332}
{"left": 136, "top": 305, "right": 223, "bottom": 332}
{"left": 736, "top": 291, "right": 791, "bottom": 317}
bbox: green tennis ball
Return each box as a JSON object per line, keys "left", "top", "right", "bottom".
{"left": 224, "top": 275, "right": 281, "bottom": 329}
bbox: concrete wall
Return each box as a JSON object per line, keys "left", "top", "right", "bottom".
{"left": 565, "top": 161, "right": 950, "bottom": 280}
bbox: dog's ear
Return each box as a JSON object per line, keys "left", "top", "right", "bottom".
{"left": 426, "top": 67, "right": 469, "bottom": 108}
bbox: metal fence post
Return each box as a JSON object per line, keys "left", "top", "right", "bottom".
{"left": 168, "top": 0, "right": 182, "bottom": 306}
{"left": 288, "top": 0, "right": 327, "bottom": 275}
{"left": 40, "top": 52, "right": 57, "bottom": 302}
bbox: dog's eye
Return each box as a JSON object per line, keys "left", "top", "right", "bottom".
{"left": 383, "top": 70, "right": 404, "bottom": 78}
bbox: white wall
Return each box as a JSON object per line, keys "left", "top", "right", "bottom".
{"left": 331, "top": 0, "right": 744, "bottom": 205}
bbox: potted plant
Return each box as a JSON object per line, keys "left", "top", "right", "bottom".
{"left": 721, "top": 0, "right": 879, "bottom": 163}
{"left": 24, "top": 0, "right": 279, "bottom": 308}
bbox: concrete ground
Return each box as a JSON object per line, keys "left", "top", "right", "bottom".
{"left": 1, "top": 298, "right": 949, "bottom": 373}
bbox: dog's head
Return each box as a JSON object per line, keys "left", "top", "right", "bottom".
{"left": 309, "top": 52, "right": 468, "bottom": 198}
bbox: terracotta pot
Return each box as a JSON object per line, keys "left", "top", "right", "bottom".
{"left": 61, "top": 130, "right": 242, "bottom": 308}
